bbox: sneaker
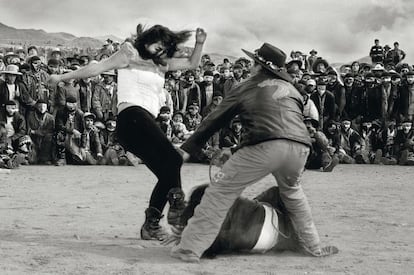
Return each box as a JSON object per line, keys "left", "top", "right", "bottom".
{"left": 170, "top": 246, "right": 200, "bottom": 263}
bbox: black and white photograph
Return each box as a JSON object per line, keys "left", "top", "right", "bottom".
{"left": 0, "top": 0, "right": 413, "bottom": 274}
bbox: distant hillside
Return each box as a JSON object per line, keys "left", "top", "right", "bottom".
{"left": 94, "top": 35, "right": 123, "bottom": 43}
{"left": 0, "top": 22, "right": 103, "bottom": 48}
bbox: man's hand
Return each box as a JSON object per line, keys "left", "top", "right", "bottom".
{"left": 72, "top": 129, "right": 81, "bottom": 139}
{"left": 195, "top": 28, "right": 207, "bottom": 44}
{"left": 177, "top": 147, "right": 191, "bottom": 162}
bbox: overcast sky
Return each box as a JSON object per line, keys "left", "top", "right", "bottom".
{"left": 1, "top": 0, "right": 413, "bottom": 63}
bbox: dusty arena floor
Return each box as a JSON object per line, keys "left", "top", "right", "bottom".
{"left": 0, "top": 164, "right": 413, "bottom": 275}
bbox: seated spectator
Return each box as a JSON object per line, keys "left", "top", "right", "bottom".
{"left": 55, "top": 96, "right": 85, "bottom": 165}
{"left": 79, "top": 112, "right": 103, "bottom": 165}
{"left": 219, "top": 116, "right": 242, "bottom": 150}
{"left": 0, "top": 100, "right": 31, "bottom": 159}
{"left": 394, "top": 119, "right": 414, "bottom": 165}
{"left": 155, "top": 106, "right": 174, "bottom": 140}
{"left": 171, "top": 111, "right": 192, "bottom": 145}
{"left": 0, "top": 121, "right": 25, "bottom": 169}
{"left": 184, "top": 102, "right": 202, "bottom": 132}
{"left": 338, "top": 117, "right": 368, "bottom": 164}
{"left": 100, "top": 118, "right": 129, "bottom": 165}
{"left": 181, "top": 70, "right": 201, "bottom": 112}
{"left": 27, "top": 99, "right": 55, "bottom": 164}
{"left": 304, "top": 117, "right": 338, "bottom": 172}
{"left": 378, "top": 119, "right": 398, "bottom": 165}
{"left": 360, "top": 119, "right": 382, "bottom": 164}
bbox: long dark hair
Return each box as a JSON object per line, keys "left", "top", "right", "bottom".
{"left": 133, "top": 24, "right": 192, "bottom": 66}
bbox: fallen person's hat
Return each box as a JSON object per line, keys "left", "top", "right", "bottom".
{"left": 242, "top": 43, "right": 292, "bottom": 82}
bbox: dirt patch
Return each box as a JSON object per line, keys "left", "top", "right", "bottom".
{"left": 0, "top": 164, "right": 413, "bottom": 274}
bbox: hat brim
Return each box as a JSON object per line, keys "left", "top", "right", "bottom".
{"left": 101, "top": 72, "right": 117, "bottom": 76}
{"left": 0, "top": 71, "right": 22, "bottom": 75}
{"left": 242, "top": 49, "right": 292, "bottom": 82}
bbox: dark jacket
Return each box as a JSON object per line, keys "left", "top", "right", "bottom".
{"left": 397, "top": 84, "right": 414, "bottom": 119}
{"left": 310, "top": 90, "right": 336, "bottom": 128}
{"left": 81, "top": 128, "right": 103, "bottom": 156}
{"left": 27, "top": 111, "right": 55, "bottom": 137}
{"left": 344, "top": 84, "right": 363, "bottom": 120}
{"left": 181, "top": 71, "right": 311, "bottom": 155}
{"left": 55, "top": 108, "right": 84, "bottom": 134}
{"left": 0, "top": 80, "right": 35, "bottom": 117}
{"left": 328, "top": 81, "right": 345, "bottom": 118}
{"left": 361, "top": 84, "right": 384, "bottom": 120}
{"left": 0, "top": 112, "right": 27, "bottom": 145}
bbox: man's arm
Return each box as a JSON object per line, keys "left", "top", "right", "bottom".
{"left": 166, "top": 28, "right": 207, "bottom": 71}
{"left": 181, "top": 91, "right": 239, "bottom": 156}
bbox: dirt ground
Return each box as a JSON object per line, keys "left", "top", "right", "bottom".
{"left": 0, "top": 163, "right": 413, "bottom": 275}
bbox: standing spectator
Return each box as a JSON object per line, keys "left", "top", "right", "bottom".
{"left": 361, "top": 73, "right": 383, "bottom": 121}
{"left": 180, "top": 70, "right": 201, "bottom": 112}
{"left": 383, "top": 45, "right": 393, "bottom": 66}
{"left": 223, "top": 64, "right": 244, "bottom": 96}
{"left": 397, "top": 71, "right": 414, "bottom": 122}
{"left": 198, "top": 70, "right": 218, "bottom": 112}
{"left": 310, "top": 79, "right": 336, "bottom": 131}
{"left": 27, "top": 99, "right": 55, "bottom": 164}
{"left": 369, "top": 39, "right": 384, "bottom": 64}
{"left": 92, "top": 70, "right": 117, "bottom": 122}
{"left": 327, "top": 70, "right": 345, "bottom": 120}
{"left": 201, "top": 91, "right": 223, "bottom": 118}
{"left": 26, "top": 56, "right": 50, "bottom": 103}
{"left": 380, "top": 72, "right": 395, "bottom": 120}
{"left": 78, "top": 76, "right": 94, "bottom": 113}
{"left": 350, "top": 61, "right": 361, "bottom": 76}
{"left": 343, "top": 73, "right": 363, "bottom": 126}
{"left": 55, "top": 72, "right": 81, "bottom": 112}
{"left": 389, "top": 42, "right": 406, "bottom": 65}
{"left": 307, "top": 49, "right": 318, "bottom": 72}
{"left": 312, "top": 58, "right": 329, "bottom": 74}
{"left": 0, "top": 64, "right": 35, "bottom": 118}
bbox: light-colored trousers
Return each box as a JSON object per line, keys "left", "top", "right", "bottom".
{"left": 177, "top": 139, "right": 320, "bottom": 257}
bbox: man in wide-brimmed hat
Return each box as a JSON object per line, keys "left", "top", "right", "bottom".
{"left": 91, "top": 69, "right": 118, "bottom": 122}
{"left": 0, "top": 64, "right": 35, "bottom": 117}
{"left": 172, "top": 42, "right": 338, "bottom": 262}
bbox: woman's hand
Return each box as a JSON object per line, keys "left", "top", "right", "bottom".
{"left": 195, "top": 28, "right": 207, "bottom": 44}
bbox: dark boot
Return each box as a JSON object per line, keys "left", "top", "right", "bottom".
{"left": 140, "top": 207, "right": 167, "bottom": 241}
{"left": 167, "top": 188, "right": 186, "bottom": 227}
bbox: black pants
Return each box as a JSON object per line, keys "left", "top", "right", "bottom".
{"left": 116, "top": 106, "right": 183, "bottom": 212}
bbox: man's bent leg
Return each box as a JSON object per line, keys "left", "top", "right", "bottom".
{"left": 272, "top": 142, "right": 321, "bottom": 254}
{"left": 175, "top": 141, "right": 288, "bottom": 259}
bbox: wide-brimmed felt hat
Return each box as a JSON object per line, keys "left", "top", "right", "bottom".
{"left": 242, "top": 42, "right": 292, "bottom": 82}
{"left": 304, "top": 116, "right": 319, "bottom": 128}
{"left": 0, "top": 64, "right": 22, "bottom": 75}
{"left": 51, "top": 47, "right": 62, "bottom": 55}
{"left": 312, "top": 58, "right": 329, "bottom": 73}
{"left": 309, "top": 49, "right": 318, "bottom": 55}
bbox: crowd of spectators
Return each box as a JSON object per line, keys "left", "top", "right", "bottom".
{"left": 0, "top": 37, "right": 413, "bottom": 170}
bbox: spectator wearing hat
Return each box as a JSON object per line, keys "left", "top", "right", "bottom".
{"left": 312, "top": 58, "right": 329, "bottom": 74}
{"left": 360, "top": 118, "right": 383, "bottom": 164}
{"left": 184, "top": 102, "right": 202, "bottom": 132}
{"left": 361, "top": 72, "right": 383, "bottom": 123}
{"left": 54, "top": 96, "right": 85, "bottom": 165}
{"left": 350, "top": 61, "right": 361, "bottom": 76}
{"left": 377, "top": 119, "right": 398, "bottom": 165}
{"left": 310, "top": 78, "right": 336, "bottom": 130}
{"left": 396, "top": 71, "right": 414, "bottom": 122}
{"left": 369, "top": 39, "right": 384, "bottom": 64}
{"left": 198, "top": 70, "right": 221, "bottom": 112}
{"left": 26, "top": 99, "right": 55, "bottom": 164}
{"left": 25, "top": 55, "right": 50, "bottom": 103}
{"left": 92, "top": 70, "right": 117, "bottom": 121}
{"left": 50, "top": 48, "right": 63, "bottom": 61}
{"left": 180, "top": 70, "right": 201, "bottom": 112}
{"left": 27, "top": 46, "right": 38, "bottom": 60}
{"left": 4, "top": 52, "right": 20, "bottom": 66}
{"left": 380, "top": 72, "right": 396, "bottom": 119}
{"left": 55, "top": 70, "right": 81, "bottom": 113}
{"left": 155, "top": 106, "right": 174, "bottom": 140}
{"left": 338, "top": 117, "right": 368, "bottom": 164}
{"left": 304, "top": 117, "right": 339, "bottom": 172}
{"left": 99, "top": 117, "right": 129, "bottom": 165}
{"left": 343, "top": 73, "right": 363, "bottom": 127}
{"left": 0, "top": 100, "right": 31, "bottom": 157}
{"left": 219, "top": 115, "right": 242, "bottom": 149}
{"left": 389, "top": 42, "right": 406, "bottom": 65}
{"left": 0, "top": 64, "right": 35, "bottom": 118}
{"left": 15, "top": 47, "right": 26, "bottom": 64}
{"left": 79, "top": 112, "right": 103, "bottom": 165}
{"left": 171, "top": 111, "right": 192, "bottom": 144}
{"left": 327, "top": 70, "right": 345, "bottom": 120}
{"left": 223, "top": 64, "right": 244, "bottom": 96}
{"left": 394, "top": 119, "right": 414, "bottom": 165}
{"left": 307, "top": 49, "right": 318, "bottom": 71}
